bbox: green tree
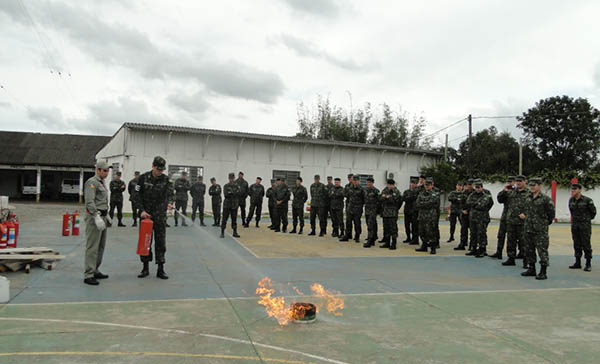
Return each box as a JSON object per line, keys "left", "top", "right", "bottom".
{"left": 369, "top": 104, "right": 410, "bottom": 147}
{"left": 517, "top": 95, "right": 600, "bottom": 172}
{"left": 420, "top": 161, "right": 458, "bottom": 193}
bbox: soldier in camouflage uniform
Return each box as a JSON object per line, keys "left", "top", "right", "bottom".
{"left": 190, "top": 176, "right": 206, "bottom": 226}
{"left": 329, "top": 178, "right": 345, "bottom": 238}
{"left": 500, "top": 175, "right": 530, "bottom": 267}
{"left": 415, "top": 178, "right": 440, "bottom": 254}
{"left": 491, "top": 176, "right": 516, "bottom": 259}
{"left": 138, "top": 156, "right": 174, "bottom": 280}
{"left": 127, "top": 171, "right": 142, "bottom": 227}
{"left": 464, "top": 179, "right": 493, "bottom": 258}
{"left": 340, "top": 175, "right": 366, "bottom": 243}
{"left": 221, "top": 173, "right": 241, "bottom": 238}
{"left": 309, "top": 175, "right": 328, "bottom": 236}
{"left": 109, "top": 171, "right": 127, "bottom": 227}
{"left": 569, "top": 183, "right": 596, "bottom": 272}
{"left": 344, "top": 173, "right": 353, "bottom": 235}
{"left": 411, "top": 175, "right": 426, "bottom": 245}
{"left": 363, "top": 177, "right": 380, "bottom": 248}
{"left": 246, "top": 177, "right": 265, "bottom": 228}
{"left": 402, "top": 177, "right": 418, "bottom": 244}
{"left": 455, "top": 179, "right": 474, "bottom": 250}
{"left": 209, "top": 178, "right": 222, "bottom": 226}
{"left": 173, "top": 171, "right": 191, "bottom": 227}
{"left": 266, "top": 180, "right": 276, "bottom": 229}
{"left": 290, "top": 177, "right": 308, "bottom": 234}
{"left": 325, "top": 176, "right": 334, "bottom": 230}
{"left": 235, "top": 172, "right": 249, "bottom": 228}
{"left": 273, "top": 178, "right": 290, "bottom": 232}
{"left": 447, "top": 181, "right": 464, "bottom": 242}
{"left": 379, "top": 179, "right": 402, "bottom": 250}
{"left": 520, "top": 178, "right": 555, "bottom": 280}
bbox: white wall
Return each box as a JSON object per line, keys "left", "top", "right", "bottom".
{"left": 97, "top": 128, "right": 439, "bottom": 214}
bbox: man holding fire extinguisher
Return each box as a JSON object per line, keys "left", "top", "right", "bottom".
{"left": 138, "top": 156, "right": 174, "bottom": 279}
{"left": 83, "top": 160, "right": 111, "bottom": 286}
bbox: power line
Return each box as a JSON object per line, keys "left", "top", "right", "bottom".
{"left": 423, "top": 116, "right": 469, "bottom": 139}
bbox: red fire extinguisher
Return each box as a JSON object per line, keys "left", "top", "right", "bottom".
{"left": 72, "top": 212, "right": 80, "bottom": 236}
{"left": 137, "top": 218, "right": 153, "bottom": 256}
{"left": 62, "top": 213, "right": 71, "bottom": 236}
{"left": 6, "top": 220, "right": 16, "bottom": 248}
{"left": 8, "top": 213, "right": 19, "bottom": 248}
{"left": 0, "top": 223, "right": 7, "bottom": 249}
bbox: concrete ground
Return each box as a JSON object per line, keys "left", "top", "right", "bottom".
{"left": 1, "top": 202, "right": 599, "bottom": 363}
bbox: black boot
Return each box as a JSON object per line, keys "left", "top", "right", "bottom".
{"left": 454, "top": 243, "right": 466, "bottom": 251}
{"left": 132, "top": 221, "right": 137, "bottom": 227}
{"left": 430, "top": 245, "right": 436, "bottom": 254}
{"left": 447, "top": 237, "right": 454, "bottom": 243}
{"left": 319, "top": 230, "right": 325, "bottom": 237}
{"left": 363, "top": 239, "right": 374, "bottom": 248}
{"left": 389, "top": 236, "right": 397, "bottom": 250}
{"left": 489, "top": 251, "right": 502, "bottom": 259}
{"left": 584, "top": 258, "right": 592, "bottom": 272}
{"left": 354, "top": 235, "right": 361, "bottom": 243}
{"left": 465, "top": 249, "right": 476, "bottom": 256}
{"left": 475, "top": 248, "right": 486, "bottom": 258}
{"left": 256, "top": 221, "right": 259, "bottom": 228}
{"left": 415, "top": 242, "right": 428, "bottom": 252}
{"left": 403, "top": 237, "right": 411, "bottom": 243}
{"left": 516, "top": 251, "right": 524, "bottom": 259}
{"left": 157, "top": 263, "right": 169, "bottom": 280}
{"left": 332, "top": 229, "right": 338, "bottom": 237}
{"left": 502, "top": 257, "right": 516, "bottom": 266}
{"left": 232, "top": 227, "right": 240, "bottom": 238}
{"left": 200, "top": 218, "right": 206, "bottom": 226}
{"left": 220, "top": 228, "right": 225, "bottom": 238}
{"left": 137, "top": 262, "right": 149, "bottom": 278}
{"left": 298, "top": 226, "right": 303, "bottom": 234}
{"left": 521, "top": 264, "right": 537, "bottom": 277}
{"left": 569, "top": 257, "right": 582, "bottom": 269}
{"left": 243, "top": 220, "right": 250, "bottom": 228}
{"left": 536, "top": 265, "right": 547, "bottom": 280}
{"left": 339, "top": 234, "right": 349, "bottom": 242}
{"left": 282, "top": 226, "right": 287, "bottom": 233}
{"left": 380, "top": 236, "right": 390, "bottom": 248}
{"left": 290, "top": 225, "right": 297, "bottom": 234}
{"left": 308, "top": 229, "right": 316, "bottom": 236}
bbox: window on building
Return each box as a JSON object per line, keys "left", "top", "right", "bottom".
{"left": 272, "top": 170, "right": 300, "bottom": 184}
{"left": 358, "top": 174, "right": 374, "bottom": 188}
{"left": 168, "top": 165, "right": 204, "bottom": 182}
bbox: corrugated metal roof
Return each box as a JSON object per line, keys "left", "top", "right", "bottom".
{"left": 121, "top": 122, "right": 442, "bottom": 156}
{"left": 0, "top": 131, "right": 111, "bottom": 167}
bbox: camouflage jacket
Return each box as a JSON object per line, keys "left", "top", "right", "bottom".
{"left": 524, "top": 192, "right": 555, "bottom": 233}
{"left": 346, "top": 184, "right": 366, "bottom": 211}
{"left": 447, "top": 190, "right": 463, "bottom": 214}
{"left": 497, "top": 188, "right": 513, "bottom": 221}
{"left": 502, "top": 188, "right": 531, "bottom": 225}
{"left": 310, "top": 182, "right": 327, "bottom": 207}
{"left": 380, "top": 187, "right": 401, "bottom": 218}
{"left": 109, "top": 179, "right": 126, "bottom": 202}
{"left": 248, "top": 183, "right": 265, "bottom": 203}
{"left": 329, "top": 185, "right": 345, "bottom": 210}
{"left": 127, "top": 178, "right": 141, "bottom": 204}
{"left": 274, "top": 183, "right": 290, "bottom": 207}
{"left": 569, "top": 195, "right": 596, "bottom": 225}
{"left": 402, "top": 188, "right": 417, "bottom": 214}
{"left": 235, "top": 178, "right": 249, "bottom": 199}
{"left": 344, "top": 182, "right": 352, "bottom": 207}
{"left": 266, "top": 187, "right": 275, "bottom": 207}
{"left": 291, "top": 185, "right": 308, "bottom": 208}
{"left": 364, "top": 186, "right": 380, "bottom": 215}
{"left": 465, "top": 190, "right": 493, "bottom": 221}
{"left": 223, "top": 182, "right": 240, "bottom": 209}
{"left": 324, "top": 183, "right": 334, "bottom": 206}
{"left": 174, "top": 178, "right": 191, "bottom": 201}
{"left": 209, "top": 184, "right": 222, "bottom": 203}
{"left": 138, "top": 171, "right": 174, "bottom": 219}
{"left": 416, "top": 189, "right": 439, "bottom": 221}
{"left": 190, "top": 182, "right": 206, "bottom": 201}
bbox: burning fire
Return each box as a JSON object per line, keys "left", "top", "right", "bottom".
{"left": 256, "top": 277, "right": 345, "bottom": 325}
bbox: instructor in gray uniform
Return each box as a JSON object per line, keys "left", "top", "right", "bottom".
{"left": 83, "top": 160, "right": 111, "bottom": 286}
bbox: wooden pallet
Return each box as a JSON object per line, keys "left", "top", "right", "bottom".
{"left": 0, "top": 247, "right": 64, "bottom": 273}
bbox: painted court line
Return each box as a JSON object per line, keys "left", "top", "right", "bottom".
{"left": 0, "top": 318, "right": 348, "bottom": 364}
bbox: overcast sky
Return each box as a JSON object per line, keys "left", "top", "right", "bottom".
{"left": 1, "top": 0, "right": 599, "bottom": 147}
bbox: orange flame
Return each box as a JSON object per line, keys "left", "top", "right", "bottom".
{"left": 310, "top": 283, "right": 344, "bottom": 316}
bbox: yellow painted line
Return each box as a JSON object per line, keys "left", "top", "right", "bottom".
{"left": 0, "top": 351, "right": 314, "bottom": 364}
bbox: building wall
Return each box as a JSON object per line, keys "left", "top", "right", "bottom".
{"left": 97, "top": 128, "right": 439, "bottom": 213}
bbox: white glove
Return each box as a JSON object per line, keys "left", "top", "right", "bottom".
{"left": 94, "top": 213, "right": 106, "bottom": 231}
{"left": 105, "top": 214, "right": 112, "bottom": 225}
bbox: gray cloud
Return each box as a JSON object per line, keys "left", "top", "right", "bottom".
{"left": 0, "top": 101, "right": 11, "bottom": 108}
{"left": 167, "top": 91, "right": 211, "bottom": 114}
{"left": 0, "top": 1, "right": 28, "bottom": 24}
{"left": 278, "top": 34, "right": 361, "bottom": 70}
{"left": 282, "top": 0, "right": 341, "bottom": 17}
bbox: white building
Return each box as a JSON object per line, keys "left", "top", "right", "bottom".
{"left": 96, "top": 123, "right": 442, "bottom": 213}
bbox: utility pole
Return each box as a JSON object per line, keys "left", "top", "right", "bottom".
{"left": 444, "top": 134, "right": 448, "bottom": 162}
{"left": 519, "top": 138, "right": 523, "bottom": 175}
{"left": 468, "top": 114, "right": 472, "bottom": 178}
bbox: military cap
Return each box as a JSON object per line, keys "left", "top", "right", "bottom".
{"left": 239, "top": 171, "right": 244, "bottom": 175}
{"left": 181, "top": 171, "right": 188, "bottom": 176}
{"left": 198, "top": 175, "right": 203, "bottom": 180}
{"left": 419, "top": 174, "right": 426, "bottom": 179}
{"left": 507, "top": 176, "right": 516, "bottom": 182}
{"left": 456, "top": 181, "right": 464, "bottom": 185}
{"left": 228, "top": 172, "right": 235, "bottom": 178}
{"left": 515, "top": 175, "right": 526, "bottom": 181}
{"left": 210, "top": 177, "right": 216, "bottom": 181}
{"left": 297, "top": 176, "right": 303, "bottom": 182}
{"left": 327, "top": 176, "right": 332, "bottom": 180}
{"left": 116, "top": 171, "right": 122, "bottom": 176}
{"left": 334, "top": 177, "right": 341, "bottom": 181}
{"left": 256, "top": 177, "right": 262, "bottom": 180}
{"left": 276, "top": 177, "right": 282, "bottom": 181}
{"left": 352, "top": 174, "right": 360, "bottom": 181}
{"left": 474, "top": 179, "right": 483, "bottom": 187}
{"left": 95, "top": 160, "right": 110, "bottom": 169}
{"left": 366, "top": 177, "right": 374, "bottom": 182}
{"left": 425, "top": 177, "right": 434, "bottom": 185}
{"left": 571, "top": 183, "right": 582, "bottom": 190}
{"left": 466, "top": 179, "right": 474, "bottom": 185}
{"left": 314, "top": 174, "right": 320, "bottom": 179}
{"left": 410, "top": 177, "right": 419, "bottom": 183}
{"left": 271, "top": 179, "right": 276, "bottom": 183}
{"left": 528, "top": 177, "right": 542, "bottom": 186}
{"left": 347, "top": 173, "right": 353, "bottom": 178}
{"left": 152, "top": 156, "right": 166, "bottom": 170}
{"left": 134, "top": 171, "right": 140, "bottom": 176}
{"left": 387, "top": 178, "right": 395, "bottom": 185}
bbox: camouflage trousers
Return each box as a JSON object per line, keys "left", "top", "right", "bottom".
{"left": 292, "top": 206, "right": 304, "bottom": 228}
{"left": 460, "top": 212, "right": 470, "bottom": 246}
{"left": 506, "top": 224, "right": 525, "bottom": 259}
{"left": 221, "top": 207, "right": 238, "bottom": 230}
{"left": 345, "top": 209, "right": 362, "bottom": 238}
{"left": 365, "top": 212, "right": 378, "bottom": 240}
{"left": 330, "top": 208, "right": 344, "bottom": 235}
{"left": 212, "top": 200, "right": 221, "bottom": 225}
{"left": 275, "top": 205, "right": 288, "bottom": 229}
{"left": 448, "top": 212, "right": 460, "bottom": 239}
{"left": 496, "top": 219, "right": 507, "bottom": 253}
{"left": 140, "top": 217, "right": 167, "bottom": 264}
{"left": 174, "top": 199, "right": 188, "bottom": 225}
{"left": 191, "top": 199, "right": 204, "bottom": 222}
{"left": 239, "top": 198, "right": 247, "bottom": 225}
{"left": 310, "top": 206, "right": 327, "bottom": 233}
{"left": 418, "top": 217, "right": 436, "bottom": 245}
{"left": 404, "top": 212, "right": 414, "bottom": 240}
{"left": 130, "top": 202, "right": 142, "bottom": 224}
{"left": 247, "top": 201, "right": 262, "bottom": 223}
{"left": 411, "top": 212, "right": 420, "bottom": 244}
{"left": 571, "top": 223, "right": 593, "bottom": 259}
{"left": 383, "top": 217, "right": 398, "bottom": 238}
{"left": 469, "top": 216, "right": 488, "bottom": 250}
{"left": 525, "top": 230, "right": 550, "bottom": 266}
